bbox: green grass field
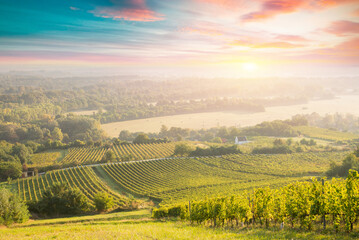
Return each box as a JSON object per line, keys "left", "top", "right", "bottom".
{"left": 1, "top": 209, "right": 358, "bottom": 240}
{"left": 294, "top": 126, "right": 359, "bottom": 142}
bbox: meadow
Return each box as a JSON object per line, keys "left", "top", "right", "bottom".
{"left": 1, "top": 209, "right": 358, "bottom": 240}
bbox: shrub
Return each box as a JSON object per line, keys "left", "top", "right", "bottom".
{"left": 29, "top": 182, "right": 89, "bottom": 216}
{"left": 0, "top": 162, "right": 22, "bottom": 181}
{"left": 94, "top": 192, "right": 114, "bottom": 212}
{"left": 0, "top": 188, "right": 29, "bottom": 226}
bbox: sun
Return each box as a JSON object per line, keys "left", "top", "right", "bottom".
{"left": 241, "top": 62, "right": 258, "bottom": 72}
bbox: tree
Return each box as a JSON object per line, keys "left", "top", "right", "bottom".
{"left": 94, "top": 192, "right": 114, "bottom": 212}
{"left": 11, "top": 144, "right": 31, "bottom": 165}
{"left": 133, "top": 133, "right": 150, "bottom": 144}
{"left": 102, "top": 150, "right": 117, "bottom": 163}
{"left": 174, "top": 143, "right": 194, "bottom": 157}
{"left": 0, "top": 162, "right": 22, "bottom": 181}
{"left": 30, "top": 183, "right": 89, "bottom": 216}
{"left": 51, "top": 127, "right": 63, "bottom": 142}
{"left": 119, "top": 130, "right": 131, "bottom": 141}
{"left": 0, "top": 188, "right": 29, "bottom": 226}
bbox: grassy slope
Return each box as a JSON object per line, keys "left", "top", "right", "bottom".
{"left": 1, "top": 210, "right": 358, "bottom": 240}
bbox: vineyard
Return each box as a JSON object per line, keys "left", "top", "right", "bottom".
{"left": 29, "top": 151, "right": 63, "bottom": 168}
{"left": 60, "top": 147, "right": 107, "bottom": 165}
{"left": 111, "top": 142, "right": 175, "bottom": 161}
{"left": 96, "top": 151, "right": 344, "bottom": 205}
{"left": 294, "top": 126, "right": 359, "bottom": 142}
{"left": 14, "top": 166, "right": 124, "bottom": 207}
{"left": 153, "top": 170, "right": 359, "bottom": 233}
{"left": 55, "top": 143, "right": 176, "bottom": 166}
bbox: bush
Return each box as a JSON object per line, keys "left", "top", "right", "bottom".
{"left": 0, "top": 188, "right": 29, "bottom": 226}
{"left": 94, "top": 192, "right": 114, "bottom": 212}
{"left": 0, "top": 162, "right": 22, "bottom": 181}
{"left": 29, "top": 182, "right": 89, "bottom": 216}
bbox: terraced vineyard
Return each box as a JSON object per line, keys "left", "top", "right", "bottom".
{"left": 60, "top": 147, "right": 107, "bottom": 165}
{"left": 111, "top": 143, "right": 175, "bottom": 161}
{"left": 57, "top": 143, "right": 175, "bottom": 166}
{"left": 96, "top": 151, "right": 345, "bottom": 205}
{"left": 15, "top": 166, "right": 124, "bottom": 207}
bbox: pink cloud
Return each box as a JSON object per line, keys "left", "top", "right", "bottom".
{"left": 242, "top": 0, "right": 307, "bottom": 22}
{"left": 242, "top": 0, "right": 358, "bottom": 22}
{"left": 91, "top": 0, "right": 164, "bottom": 22}
{"left": 274, "top": 34, "right": 310, "bottom": 42}
{"left": 196, "top": 0, "right": 241, "bottom": 8}
{"left": 353, "top": 9, "right": 359, "bottom": 16}
{"left": 324, "top": 20, "right": 359, "bottom": 36}
{"left": 230, "top": 39, "right": 305, "bottom": 48}
{"left": 336, "top": 37, "right": 359, "bottom": 50}
{"left": 180, "top": 27, "right": 223, "bottom": 36}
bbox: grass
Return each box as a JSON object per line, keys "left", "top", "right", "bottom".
{"left": 2, "top": 210, "right": 358, "bottom": 239}
{"left": 294, "top": 126, "right": 359, "bottom": 142}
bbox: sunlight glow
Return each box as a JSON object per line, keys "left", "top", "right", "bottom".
{"left": 241, "top": 62, "right": 258, "bottom": 72}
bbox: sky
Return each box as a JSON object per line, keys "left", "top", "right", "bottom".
{"left": 0, "top": 0, "right": 359, "bottom": 77}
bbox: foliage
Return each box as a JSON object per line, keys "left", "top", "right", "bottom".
{"left": 240, "top": 120, "right": 298, "bottom": 137}
{"left": 94, "top": 192, "right": 114, "bottom": 212}
{"left": 153, "top": 171, "right": 359, "bottom": 233}
{"left": 189, "top": 145, "right": 242, "bottom": 156}
{"left": 173, "top": 143, "right": 194, "bottom": 156}
{"left": 0, "top": 162, "right": 22, "bottom": 181}
{"left": 0, "top": 188, "right": 29, "bottom": 226}
{"left": 327, "top": 148, "right": 359, "bottom": 177}
{"left": 28, "top": 182, "right": 89, "bottom": 216}
{"left": 252, "top": 145, "right": 292, "bottom": 154}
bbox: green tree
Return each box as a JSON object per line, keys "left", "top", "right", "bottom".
{"left": 0, "top": 162, "right": 22, "bottom": 181}
{"left": 51, "top": 127, "right": 63, "bottom": 142}
{"left": 174, "top": 143, "right": 194, "bottom": 157}
{"left": 30, "top": 183, "right": 89, "bottom": 216}
{"left": 0, "top": 188, "right": 29, "bottom": 226}
{"left": 94, "top": 192, "right": 114, "bottom": 212}
{"left": 102, "top": 150, "right": 117, "bottom": 163}
{"left": 133, "top": 133, "right": 150, "bottom": 144}
{"left": 12, "top": 143, "right": 31, "bottom": 165}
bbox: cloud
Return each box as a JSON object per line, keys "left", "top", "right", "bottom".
{"left": 336, "top": 37, "right": 359, "bottom": 50}
{"left": 180, "top": 27, "right": 223, "bottom": 36}
{"left": 242, "top": 0, "right": 307, "bottom": 22}
{"left": 274, "top": 34, "right": 310, "bottom": 42}
{"left": 230, "top": 39, "right": 305, "bottom": 48}
{"left": 353, "top": 9, "right": 359, "bottom": 16}
{"left": 324, "top": 20, "right": 359, "bottom": 36}
{"left": 196, "top": 0, "right": 241, "bottom": 8}
{"left": 91, "top": 0, "right": 164, "bottom": 22}
{"left": 253, "top": 41, "right": 305, "bottom": 48}
{"left": 70, "top": 7, "right": 80, "bottom": 11}
{"left": 242, "top": 0, "right": 358, "bottom": 22}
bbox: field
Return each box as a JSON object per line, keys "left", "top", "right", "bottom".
{"left": 29, "top": 150, "right": 65, "bottom": 168}
{"left": 95, "top": 151, "right": 346, "bottom": 205}
{"left": 101, "top": 95, "right": 359, "bottom": 136}
{"left": 9, "top": 151, "right": 347, "bottom": 207}
{"left": 1, "top": 209, "right": 358, "bottom": 240}
{"left": 111, "top": 142, "right": 176, "bottom": 161}
{"left": 27, "top": 143, "right": 176, "bottom": 168}
{"left": 294, "top": 126, "right": 359, "bottom": 142}
{"left": 13, "top": 166, "right": 124, "bottom": 207}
